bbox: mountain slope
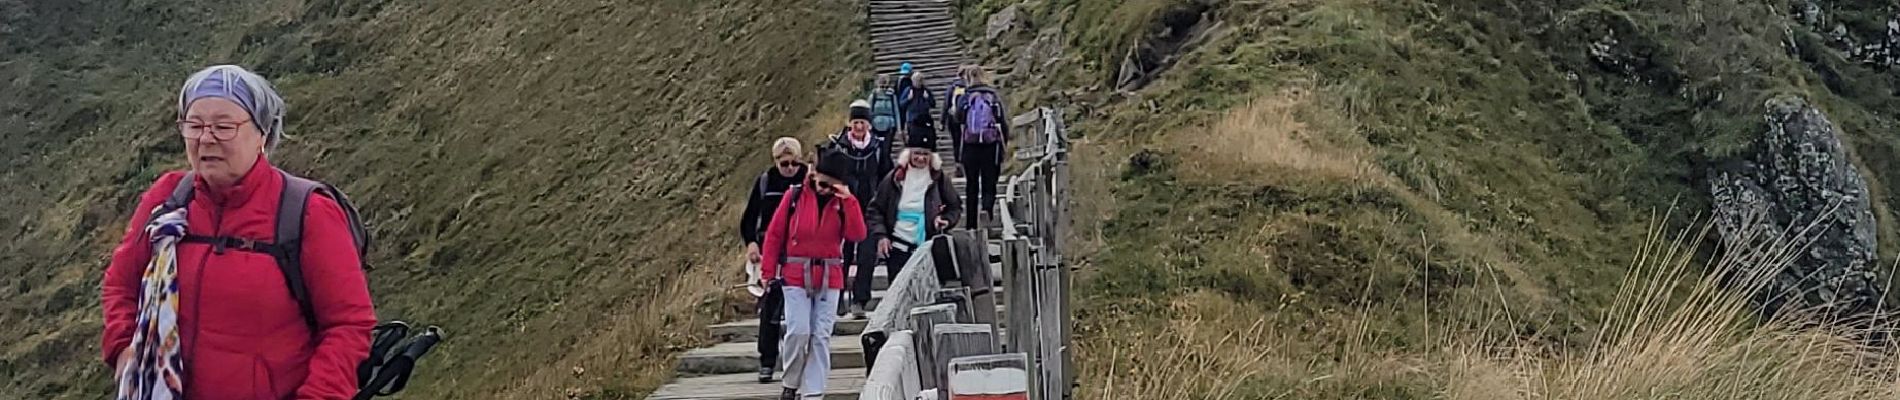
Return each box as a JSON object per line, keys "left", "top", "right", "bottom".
{"left": 1, "top": 0, "right": 865, "bottom": 398}
{"left": 962, "top": 0, "right": 1900, "bottom": 397}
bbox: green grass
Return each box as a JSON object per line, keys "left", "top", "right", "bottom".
{"left": 952, "top": 0, "right": 1900, "bottom": 397}
{"left": 1, "top": 0, "right": 866, "bottom": 397}
{"left": 8, "top": 0, "right": 1900, "bottom": 397}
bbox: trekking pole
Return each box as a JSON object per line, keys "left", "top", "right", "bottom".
{"left": 353, "top": 326, "right": 446, "bottom": 400}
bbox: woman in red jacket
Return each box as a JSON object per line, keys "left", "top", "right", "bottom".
{"left": 760, "top": 146, "right": 868, "bottom": 400}
{"left": 101, "top": 65, "right": 377, "bottom": 400}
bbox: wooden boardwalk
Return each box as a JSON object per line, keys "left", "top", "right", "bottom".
{"left": 871, "top": 0, "right": 967, "bottom": 182}
{"left": 645, "top": 0, "right": 1084, "bottom": 399}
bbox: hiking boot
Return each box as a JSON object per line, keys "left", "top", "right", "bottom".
{"left": 780, "top": 388, "right": 798, "bottom": 400}
{"left": 849, "top": 303, "right": 867, "bottom": 320}
{"left": 758, "top": 366, "right": 775, "bottom": 383}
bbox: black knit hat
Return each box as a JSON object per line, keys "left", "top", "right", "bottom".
{"left": 849, "top": 100, "right": 872, "bottom": 122}
{"left": 905, "top": 122, "right": 937, "bottom": 150}
{"left": 816, "top": 146, "right": 854, "bottom": 181}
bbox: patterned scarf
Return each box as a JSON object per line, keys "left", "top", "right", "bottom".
{"left": 114, "top": 207, "right": 188, "bottom": 400}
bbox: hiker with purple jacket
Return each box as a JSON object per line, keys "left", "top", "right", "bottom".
{"left": 950, "top": 66, "right": 1009, "bottom": 227}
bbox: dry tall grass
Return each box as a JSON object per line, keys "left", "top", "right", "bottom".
{"left": 1448, "top": 218, "right": 1900, "bottom": 400}
{"left": 1078, "top": 292, "right": 1282, "bottom": 400}
{"left": 1175, "top": 86, "right": 1392, "bottom": 185}
{"left": 1083, "top": 217, "right": 1900, "bottom": 399}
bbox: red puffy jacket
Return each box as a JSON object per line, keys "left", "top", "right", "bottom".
{"left": 760, "top": 181, "right": 868, "bottom": 290}
{"left": 102, "top": 156, "right": 377, "bottom": 400}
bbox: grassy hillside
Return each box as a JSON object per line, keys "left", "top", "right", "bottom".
{"left": 1, "top": 0, "right": 865, "bottom": 398}
{"left": 960, "top": 0, "right": 1900, "bottom": 397}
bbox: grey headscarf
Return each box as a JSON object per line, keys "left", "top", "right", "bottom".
{"left": 177, "top": 65, "right": 287, "bottom": 151}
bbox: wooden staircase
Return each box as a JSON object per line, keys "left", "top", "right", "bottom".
{"left": 645, "top": 0, "right": 977, "bottom": 398}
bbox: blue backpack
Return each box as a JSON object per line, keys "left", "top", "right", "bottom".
{"left": 870, "top": 90, "right": 899, "bottom": 132}
{"left": 960, "top": 88, "right": 1003, "bottom": 144}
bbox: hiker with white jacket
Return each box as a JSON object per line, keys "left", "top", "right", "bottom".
{"left": 858, "top": 124, "right": 962, "bottom": 319}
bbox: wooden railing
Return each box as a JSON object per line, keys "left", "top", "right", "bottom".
{"left": 860, "top": 107, "right": 1071, "bottom": 400}
{"left": 996, "top": 107, "right": 1073, "bottom": 400}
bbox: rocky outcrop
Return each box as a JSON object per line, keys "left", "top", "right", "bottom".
{"left": 986, "top": 4, "right": 1020, "bottom": 42}
{"left": 1114, "top": 3, "right": 1217, "bottom": 91}
{"left": 1708, "top": 95, "right": 1883, "bottom": 318}
{"left": 1790, "top": 2, "right": 1899, "bottom": 68}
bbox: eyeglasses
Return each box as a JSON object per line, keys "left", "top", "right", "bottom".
{"left": 778, "top": 160, "right": 801, "bottom": 168}
{"left": 177, "top": 119, "right": 253, "bottom": 141}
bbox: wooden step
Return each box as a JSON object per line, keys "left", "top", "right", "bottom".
{"left": 678, "top": 335, "right": 868, "bottom": 375}
{"left": 712, "top": 298, "right": 1007, "bottom": 343}
{"left": 871, "top": 31, "right": 959, "bottom": 46}
{"left": 869, "top": 2, "right": 952, "bottom": 13}
{"left": 869, "top": 12, "right": 954, "bottom": 23}
{"left": 869, "top": 19, "right": 953, "bottom": 31}
{"left": 875, "top": 55, "right": 961, "bottom": 68}
{"left": 874, "top": 64, "right": 960, "bottom": 77}
{"left": 713, "top": 318, "right": 871, "bottom": 343}
{"left": 874, "top": 41, "right": 961, "bottom": 54}
{"left": 646, "top": 368, "right": 867, "bottom": 400}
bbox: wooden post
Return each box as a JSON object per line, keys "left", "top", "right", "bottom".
{"left": 936, "top": 287, "right": 975, "bottom": 323}
{"left": 947, "top": 353, "right": 1032, "bottom": 400}
{"left": 999, "top": 237, "right": 1038, "bottom": 398}
{"left": 934, "top": 323, "right": 1001, "bottom": 399}
{"left": 910, "top": 303, "right": 959, "bottom": 392}
{"left": 1003, "top": 238, "right": 1035, "bottom": 355}
{"left": 861, "top": 330, "right": 922, "bottom": 400}
{"left": 1050, "top": 111, "right": 1075, "bottom": 399}
{"left": 956, "top": 229, "right": 1000, "bottom": 325}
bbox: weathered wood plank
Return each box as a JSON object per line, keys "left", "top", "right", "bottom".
{"left": 945, "top": 354, "right": 1031, "bottom": 400}
{"left": 645, "top": 368, "right": 867, "bottom": 400}
{"left": 875, "top": 55, "right": 963, "bottom": 66}
{"left": 872, "top": 32, "right": 959, "bottom": 46}
{"left": 909, "top": 303, "right": 959, "bottom": 392}
{"left": 869, "top": 19, "right": 954, "bottom": 30}
{"left": 873, "top": 38, "right": 961, "bottom": 52}
{"left": 678, "top": 335, "right": 868, "bottom": 375}
{"left": 869, "top": 2, "right": 951, "bottom": 12}
{"left": 710, "top": 318, "right": 871, "bottom": 343}
{"left": 869, "top": 12, "right": 953, "bottom": 22}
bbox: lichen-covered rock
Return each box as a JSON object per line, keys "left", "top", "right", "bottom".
{"left": 1708, "top": 95, "right": 1883, "bottom": 318}
{"left": 986, "top": 4, "right": 1020, "bottom": 42}
{"left": 1013, "top": 27, "right": 1064, "bottom": 77}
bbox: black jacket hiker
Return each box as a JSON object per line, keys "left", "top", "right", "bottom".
{"left": 739, "top": 164, "right": 809, "bottom": 246}
{"left": 827, "top": 130, "right": 893, "bottom": 201}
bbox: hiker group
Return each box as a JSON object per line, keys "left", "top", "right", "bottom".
{"left": 95, "top": 60, "right": 1006, "bottom": 400}
{"left": 738, "top": 63, "right": 1011, "bottom": 399}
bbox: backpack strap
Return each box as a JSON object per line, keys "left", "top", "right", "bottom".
{"left": 276, "top": 171, "right": 324, "bottom": 329}
{"left": 757, "top": 171, "right": 771, "bottom": 198}
{"left": 149, "top": 172, "right": 198, "bottom": 223}
{"left": 272, "top": 169, "right": 374, "bottom": 330}
{"left": 771, "top": 185, "right": 804, "bottom": 280}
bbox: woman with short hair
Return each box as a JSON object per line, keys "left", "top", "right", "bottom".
{"left": 738, "top": 136, "right": 809, "bottom": 383}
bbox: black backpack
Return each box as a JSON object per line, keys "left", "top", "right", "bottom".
{"left": 156, "top": 169, "right": 441, "bottom": 399}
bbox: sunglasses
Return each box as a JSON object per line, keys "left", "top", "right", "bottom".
{"left": 778, "top": 160, "right": 801, "bottom": 168}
